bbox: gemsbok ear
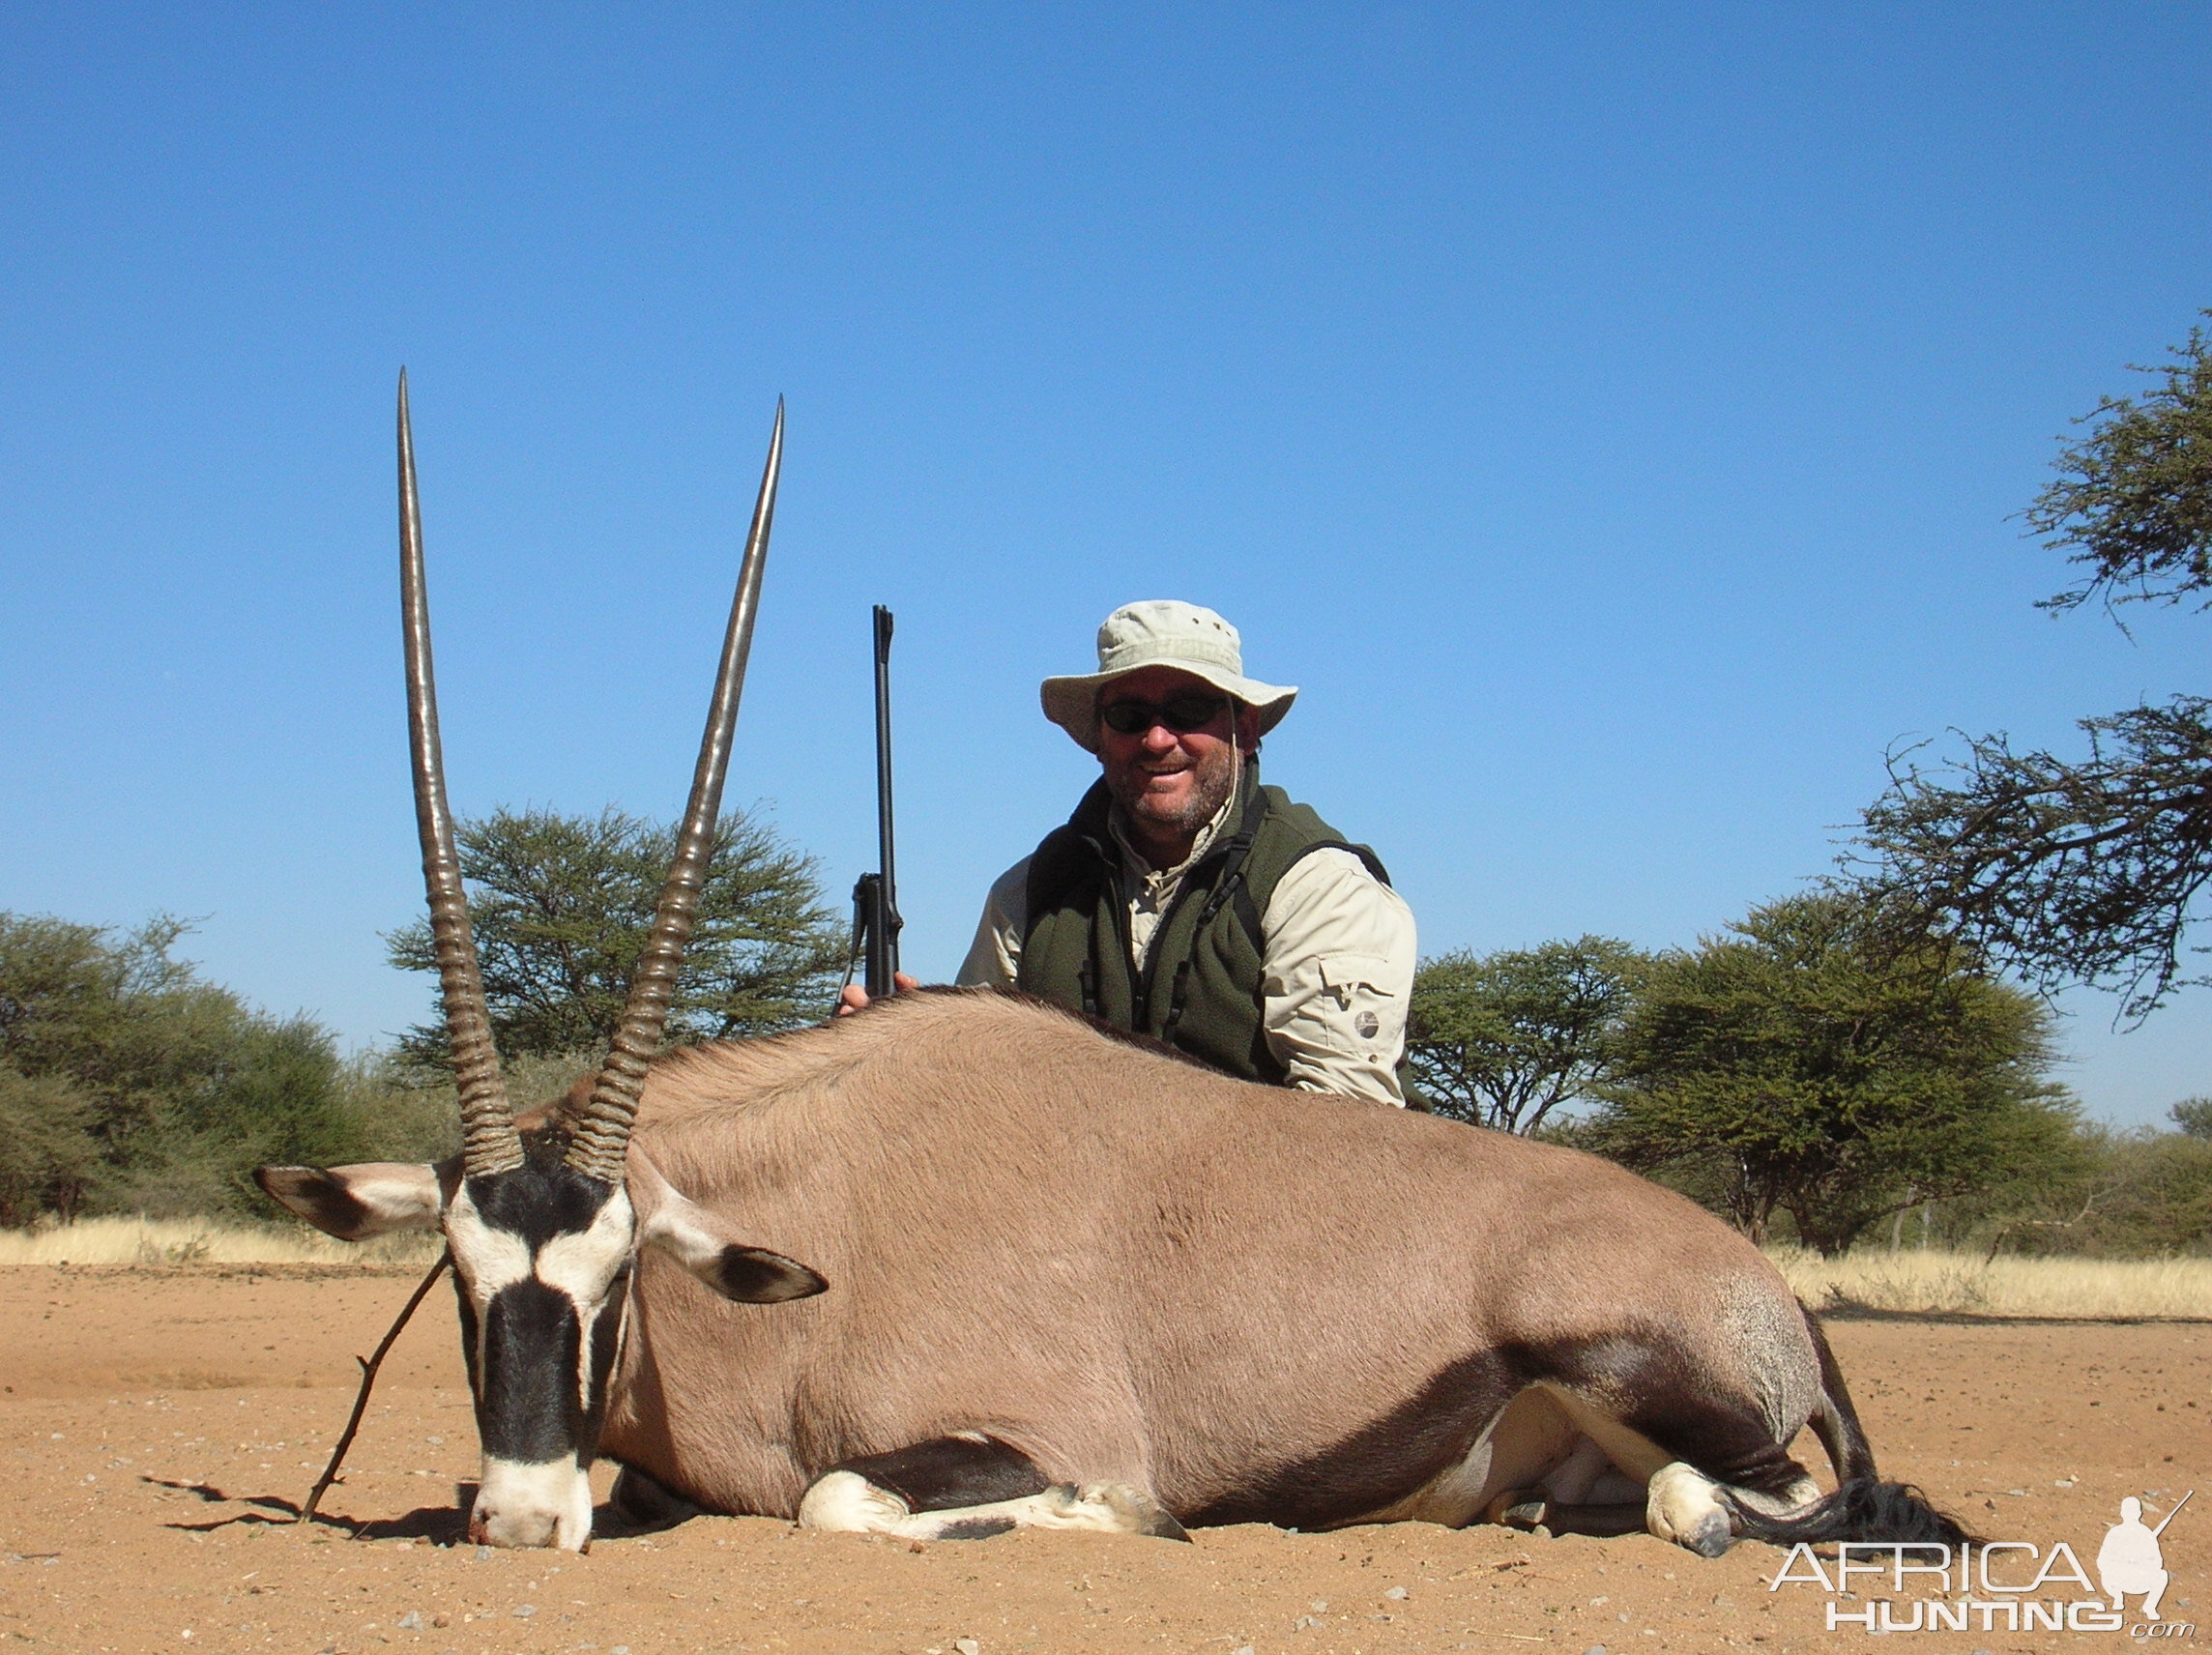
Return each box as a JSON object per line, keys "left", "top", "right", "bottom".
{"left": 627, "top": 1150, "right": 829, "bottom": 1305}
{"left": 255, "top": 1162, "right": 446, "bottom": 1241}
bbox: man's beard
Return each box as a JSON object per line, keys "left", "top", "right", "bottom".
{"left": 1108, "top": 741, "right": 1239, "bottom": 839}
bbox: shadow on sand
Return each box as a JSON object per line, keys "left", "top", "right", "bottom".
{"left": 147, "top": 1477, "right": 688, "bottom": 1544}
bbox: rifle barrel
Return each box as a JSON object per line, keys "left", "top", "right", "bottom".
{"left": 2152, "top": 1490, "right": 2192, "bottom": 1537}
{"left": 864, "top": 605, "right": 902, "bottom": 994}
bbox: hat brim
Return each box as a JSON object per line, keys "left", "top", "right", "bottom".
{"left": 1039, "top": 662, "right": 1297, "bottom": 754}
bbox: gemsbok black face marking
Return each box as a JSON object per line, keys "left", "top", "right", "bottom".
{"left": 443, "top": 1153, "right": 628, "bottom": 1547}
{"left": 256, "top": 377, "right": 820, "bottom": 1550}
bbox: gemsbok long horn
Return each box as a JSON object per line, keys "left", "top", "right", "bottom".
{"left": 397, "top": 369, "right": 524, "bottom": 1177}
{"left": 565, "top": 398, "right": 785, "bottom": 1185}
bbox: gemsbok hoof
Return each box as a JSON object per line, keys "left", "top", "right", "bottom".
{"left": 1078, "top": 1482, "right": 1191, "bottom": 1542}
{"left": 1647, "top": 1463, "right": 1735, "bottom": 1557}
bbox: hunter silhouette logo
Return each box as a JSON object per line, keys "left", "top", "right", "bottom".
{"left": 2101, "top": 1492, "right": 2188, "bottom": 1622}
{"left": 1765, "top": 1490, "right": 2194, "bottom": 1638}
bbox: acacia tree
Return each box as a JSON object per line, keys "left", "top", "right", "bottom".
{"left": 1861, "top": 315, "right": 2212, "bottom": 1020}
{"left": 1404, "top": 937, "right": 1646, "bottom": 1132}
{"left": 0, "top": 1069, "right": 97, "bottom": 1227}
{"left": 1586, "top": 889, "right": 2074, "bottom": 1255}
{"left": 0, "top": 914, "right": 362, "bottom": 1222}
{"left": 386, "top": 806, "right": 846, "bottom": 1064}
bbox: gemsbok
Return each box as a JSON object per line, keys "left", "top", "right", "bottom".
{"left": 259, "top": 378, "right": 1966, "bottom": 1557}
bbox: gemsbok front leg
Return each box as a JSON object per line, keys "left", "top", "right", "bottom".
{"left": 796, "top": 1434, "right": 1189, "bottom": 1541}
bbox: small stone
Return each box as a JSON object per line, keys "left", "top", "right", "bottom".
{"left": 1584, "top": 1645, "right": 1608, "bottom": 1655}
{"left": 476, "top": 1545, "right": 495, "bottom": 1560}
{"left": 611, "top": 1646, "right": 631, "bottom": 1654}
{"left": 395, "top": 1611, "right": 423, "bottom": 1631}
{"left": 1310, "top": 1599, "right": 1329, "bottom": 1612}
{"left": 430, "top": 1613, "right": 450, "bottom": 1628}
{"left": 1232, "top": 1646, "right": 1256, "bottom": 1655}
{"left": 512, "top": 1604, "right": 537, "bottom": 1618}
{"left": 955, "top": 1641, "right": 981, "bottom": 1655}
{"left": 1383, "top": 1585, "right": 1409, "bottom": 1601}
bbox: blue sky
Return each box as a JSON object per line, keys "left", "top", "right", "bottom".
{"left": 3, "top": 4, "right": 2206, "bottom": 1126}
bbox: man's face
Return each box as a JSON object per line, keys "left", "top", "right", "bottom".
{"left": 1097, "top": 666, "right": 1258, "bottom": 847}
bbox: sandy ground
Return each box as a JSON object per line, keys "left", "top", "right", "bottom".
{"left": 0, "top": 1266, "right": 2202, "bottom": 1655}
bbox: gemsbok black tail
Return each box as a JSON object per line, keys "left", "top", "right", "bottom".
{"left": 1722, "top": 1477, "right": 1973, "bottom": 1548}
{"left": 1721, "top": 1304, "right": 1973, "bottom": 1548}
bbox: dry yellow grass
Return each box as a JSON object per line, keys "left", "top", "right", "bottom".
{"left": 0, "top": 1215, "right": 441, "bottom": 1268}
{"left": 1773, "top": 1245, "right": 2212, "bottom": 1320}
{"left": 3, "top": 1224, "right": 2203, "bottom": 1317}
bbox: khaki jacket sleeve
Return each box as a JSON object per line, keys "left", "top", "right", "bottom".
{"left": 1259, "top": 847, "right": 1417, "bottom": 1106}
{"left": 955, "top": 857, "right": 1032, "bottom": 988}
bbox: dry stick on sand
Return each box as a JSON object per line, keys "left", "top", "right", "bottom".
{"left": 299, "top": 1250, "right": 452, "bottom": 1528}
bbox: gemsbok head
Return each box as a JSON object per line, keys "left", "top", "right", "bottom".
{"left": 258, "top": 376, "right": 825, "bottom": 1549}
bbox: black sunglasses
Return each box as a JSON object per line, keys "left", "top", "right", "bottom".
{"left": 1099, "top": 691, "right": 1233, "bottom": 737}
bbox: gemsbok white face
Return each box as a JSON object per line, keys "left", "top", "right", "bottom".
{"left": 257, "top": 376, "right": 819, "bottom": 1551}
{"left": 260, "top": 1144, "right": 823, "bottom": 1549}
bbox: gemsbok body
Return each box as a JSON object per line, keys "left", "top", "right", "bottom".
{"left": 260, "top": 379, "right": 1965, "bottom": 1557}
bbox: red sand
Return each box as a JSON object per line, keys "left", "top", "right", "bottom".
{"left": 1, "top": 1265, "right": 2202, "bottom": 1655}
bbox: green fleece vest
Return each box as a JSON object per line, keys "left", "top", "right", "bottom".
{"left": 1016, "top": 772, "right": 1411, "bottom": 1094}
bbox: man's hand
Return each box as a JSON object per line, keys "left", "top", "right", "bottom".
{"left": 835, "top": 973, "right": 918, "bottom": 1016}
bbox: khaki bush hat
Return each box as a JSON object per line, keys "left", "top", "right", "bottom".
{"left": 1039, "top": 600, "right": 1298, "bottom": 754}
